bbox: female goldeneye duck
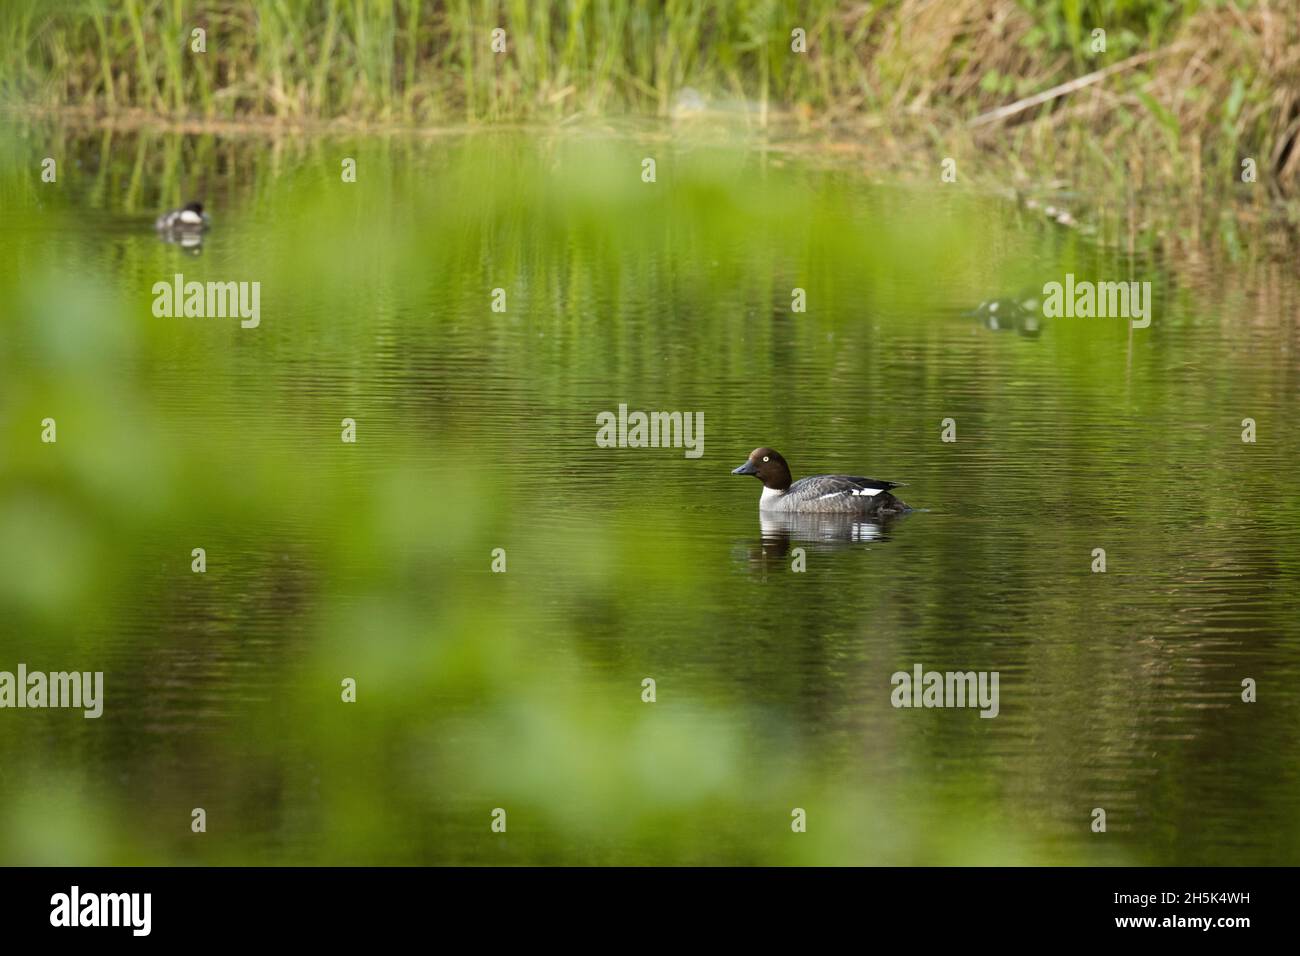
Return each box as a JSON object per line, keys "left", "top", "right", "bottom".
{"left": 731, "top": 446, "right": 909, "bottom": 515}
{"left": 155, "top": 201, "right": 210, "bottom": 232}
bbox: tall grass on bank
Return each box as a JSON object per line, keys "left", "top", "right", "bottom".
{"left": 2, "top": 1, "right": 1298, "bottom": 194}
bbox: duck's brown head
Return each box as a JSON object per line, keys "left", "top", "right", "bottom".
{"left": 730, "top": 447, "right": 793, "bottom": 490}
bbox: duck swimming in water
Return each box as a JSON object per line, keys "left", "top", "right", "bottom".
{"left": 731, "top": 447, "right": 909, "bottom": 515}
{"left": 964, "top": 295, "right": 1042, "bottom": 337}
{"left": 155, "top": 201, "right": 210, "bottom": 233}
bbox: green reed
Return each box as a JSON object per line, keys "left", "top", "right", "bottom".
{"left": 0, "top": 1, "right": 1293, "bottom": 195}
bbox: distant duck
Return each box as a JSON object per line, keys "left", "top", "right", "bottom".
{"left": 964, "top": 295, "right": 1042, "bottom": 336}
{"left": 1019, "top": 194, "right": 1079, "bottom": 229}
{"left": 671, "top": 86, "right": 708, "bottom": 118}
{"left": 732, "top": 447, "right": 909, "bottom": 515}
{"left": 155, "top": 201, "right": 210, "bottom": 232}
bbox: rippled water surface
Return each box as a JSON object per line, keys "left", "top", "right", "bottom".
{"left": 1, "top": 127, "right": 1298, "bottom": 864}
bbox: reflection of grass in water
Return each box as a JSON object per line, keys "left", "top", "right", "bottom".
{"left": 3, "top": 115, "right": 1291, "bottom": 289}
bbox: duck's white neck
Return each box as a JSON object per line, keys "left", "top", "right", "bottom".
{"left": 759, "top": 485, "right": 786, "bottom": 508}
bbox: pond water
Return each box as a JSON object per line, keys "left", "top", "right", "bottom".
{"left": 1, "top": 126, "right": 1297, "bottom": 864}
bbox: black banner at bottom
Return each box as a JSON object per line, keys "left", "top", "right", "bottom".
{"left": 0, "top": 866, "right": 1280, "bottom": 941}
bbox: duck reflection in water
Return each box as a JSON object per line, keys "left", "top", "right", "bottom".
{"left": 741, "top": 510, "right": 909, "bottom": 565}
{"left": 157, "top": 229, "right": 205, "bottom": 255}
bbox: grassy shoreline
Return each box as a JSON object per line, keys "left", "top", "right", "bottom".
{"left": 2, "top": 0, "right": 1297, "bottom": 198}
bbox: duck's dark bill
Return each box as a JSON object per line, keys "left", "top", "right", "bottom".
{"left": 731, "top": 460, "right": 757, "bottom": 475}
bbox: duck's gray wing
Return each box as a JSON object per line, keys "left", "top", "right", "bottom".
{"left": 787, "top": 474, "right": 905, "bottom": 504}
